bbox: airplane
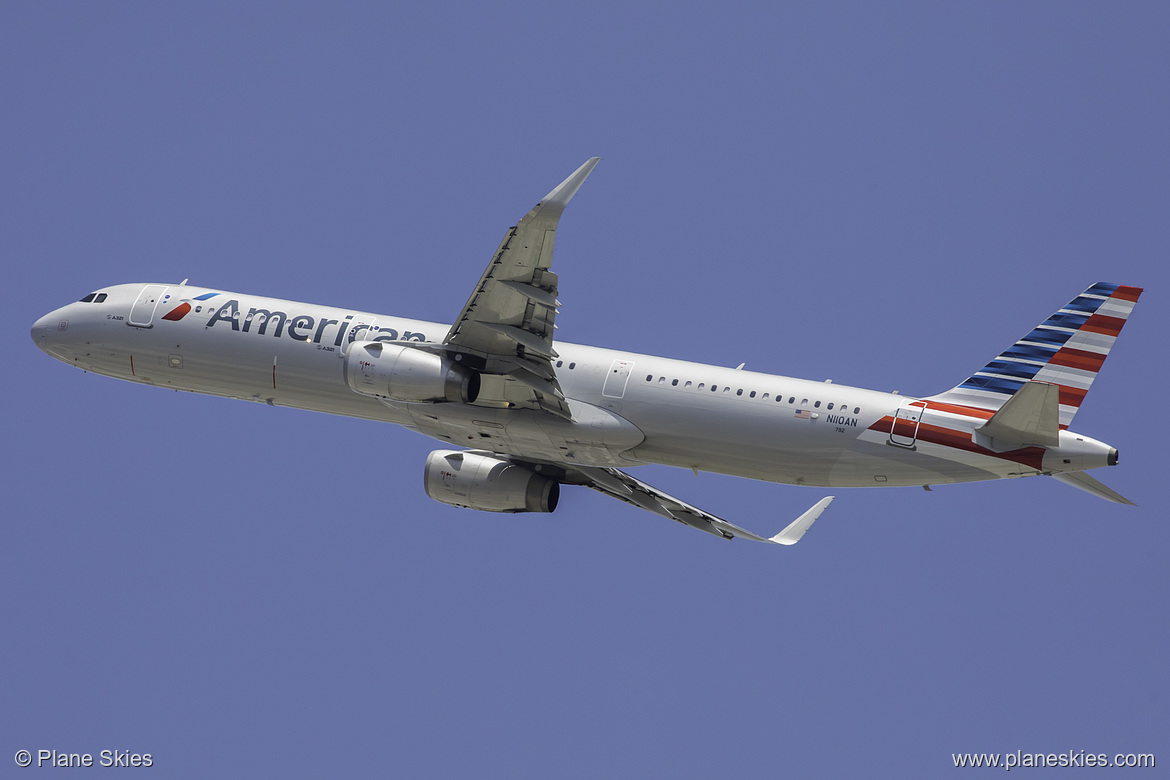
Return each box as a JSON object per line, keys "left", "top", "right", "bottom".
{"left": 30, "top": 158, "right": 1142, "bottom": 545}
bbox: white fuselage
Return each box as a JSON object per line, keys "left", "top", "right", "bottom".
{"left": 31, "top": 283, "right": 1117, "bottom": 491}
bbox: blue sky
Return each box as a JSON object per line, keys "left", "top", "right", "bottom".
{"left": 3, "top": 2, "right": 1166, "bottom": 776}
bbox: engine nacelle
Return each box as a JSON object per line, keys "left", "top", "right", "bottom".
{"left": 344, "top": 341, "right": 479, "bottom": 403}
{"left": 424, "top": 450, "right": 559, "bottom": 514}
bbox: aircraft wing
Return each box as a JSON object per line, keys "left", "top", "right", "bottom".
{"left": 444, "top": 158, "right": 601, "bottom": 420}
{"left": 564, "top": 464, "right": 834, "bottom": 544}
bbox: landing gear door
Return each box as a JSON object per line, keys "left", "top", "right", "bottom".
{"left": 128, "top": 285, "right": 169, "bottom": 328}
{"left": 602, "top": 359, "right": 634, "bottom": 399}
{"left": 889, "top": 403, "right": 923, "bottom": 447}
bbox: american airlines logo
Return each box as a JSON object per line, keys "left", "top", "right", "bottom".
{"left": 161, "top": 292, "right": 220, "bottom": 321}
{"left": 202, "top": 298, "right": 430, "bottom": 346}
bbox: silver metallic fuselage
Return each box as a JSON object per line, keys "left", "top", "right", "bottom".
{"left": 31, "top": 283, "right": 1117, "bottom": 491}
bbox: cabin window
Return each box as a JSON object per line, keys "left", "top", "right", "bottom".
{"left": 658, "top": 377, "right": 666, "bottom": 384}
{"left": 698, "top": 383, "right": 705, "bottom": 390}
{"left": 685, "top": 381, "right": 692, "bottom": 388}
{"left": 827, "top": 403, "right": 834, "bottom": 410}
{"left": 814, "top": 401, "right": 821, "bottom": 408}
{"left": 788, "top": 396, "right": 795, "bottom": 404}
{"left": 568, "top": 362, "right": 576, "bottom": 370}
{"left": 736, "top": 389, "right": 743, "bottom": 396}
{"left": 853, "top": 407, "right": 860, "bottom": 414}
{"left": 557, "top": 360, "right": 564, "bottom": 368}
{"left": 671, "top": 379, "right": 679, "bottom": 386}
{"left": 711, "top": 385, "right": 718, "bottom": 392}
{"left": 645, "top": 374, "right": 652, "bottom": 381}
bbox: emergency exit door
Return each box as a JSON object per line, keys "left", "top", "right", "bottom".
{"left": 602, "top": 359, "right": 634, "bottom": 399}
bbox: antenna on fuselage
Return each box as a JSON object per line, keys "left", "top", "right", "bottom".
{"left": 179, "top": 278, "right": 189, "bottom": 285}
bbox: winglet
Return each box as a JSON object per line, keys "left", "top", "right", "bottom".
{"left": 770, "top": 496, "right": 834, "bottom": 545}
{"left": 533, "top": 157, "right": 601, "bottom": 216}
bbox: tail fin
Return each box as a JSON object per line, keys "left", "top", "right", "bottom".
{"left": 928, "top": 282, "right": 1142, "bottom": 428}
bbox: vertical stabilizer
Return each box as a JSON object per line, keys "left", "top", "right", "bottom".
{"left": 928, "top": 283, "right": 1142, "bottom": 428}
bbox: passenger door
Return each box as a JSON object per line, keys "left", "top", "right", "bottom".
{"left": 889, "top": 403, "right": 923, "bottom": 447}
{"left": 127, "top": 285, "right": 169, "bottom": 328}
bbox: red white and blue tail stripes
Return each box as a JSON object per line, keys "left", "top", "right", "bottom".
{"left": 928, "top": 282, "right": 1142, "bottom": 428}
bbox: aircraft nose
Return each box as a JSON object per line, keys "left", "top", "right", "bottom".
{"left": 31, "top": 308, "right": 70, "bottom": 354}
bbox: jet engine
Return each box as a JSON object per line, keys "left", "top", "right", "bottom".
{"left": 344, "top": 341, "right": 479, "bottom": 403}
{"left": 424, "top": 450, "right": 559, "bottom": 513}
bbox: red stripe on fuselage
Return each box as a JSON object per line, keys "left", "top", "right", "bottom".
{"left": 868, "top": 416, "right": 1046, "bottom": 471}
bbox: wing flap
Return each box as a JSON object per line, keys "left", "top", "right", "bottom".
{"left": 568, "top": 465, "right": 832, "bottom": 544}
{"left": 478, "top": 322, "right": 559, "bottom": 359}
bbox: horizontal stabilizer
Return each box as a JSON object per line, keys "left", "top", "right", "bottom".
{"left": 1051, "top": 471, "right": 1135, "bottom": 505}
{"left": 977, "top": 380, "right": 1060, "bottom": 447}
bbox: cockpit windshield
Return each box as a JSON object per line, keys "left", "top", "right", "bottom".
{"left": 78, "top": 292, "right": 108, "bottom": 303}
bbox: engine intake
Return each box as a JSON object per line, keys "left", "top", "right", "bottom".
{"left": 344, "top": 341, "right": 479, "bottom": 403}
{"left": 424, "top": 450, "right": 559, "bottom": 514}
